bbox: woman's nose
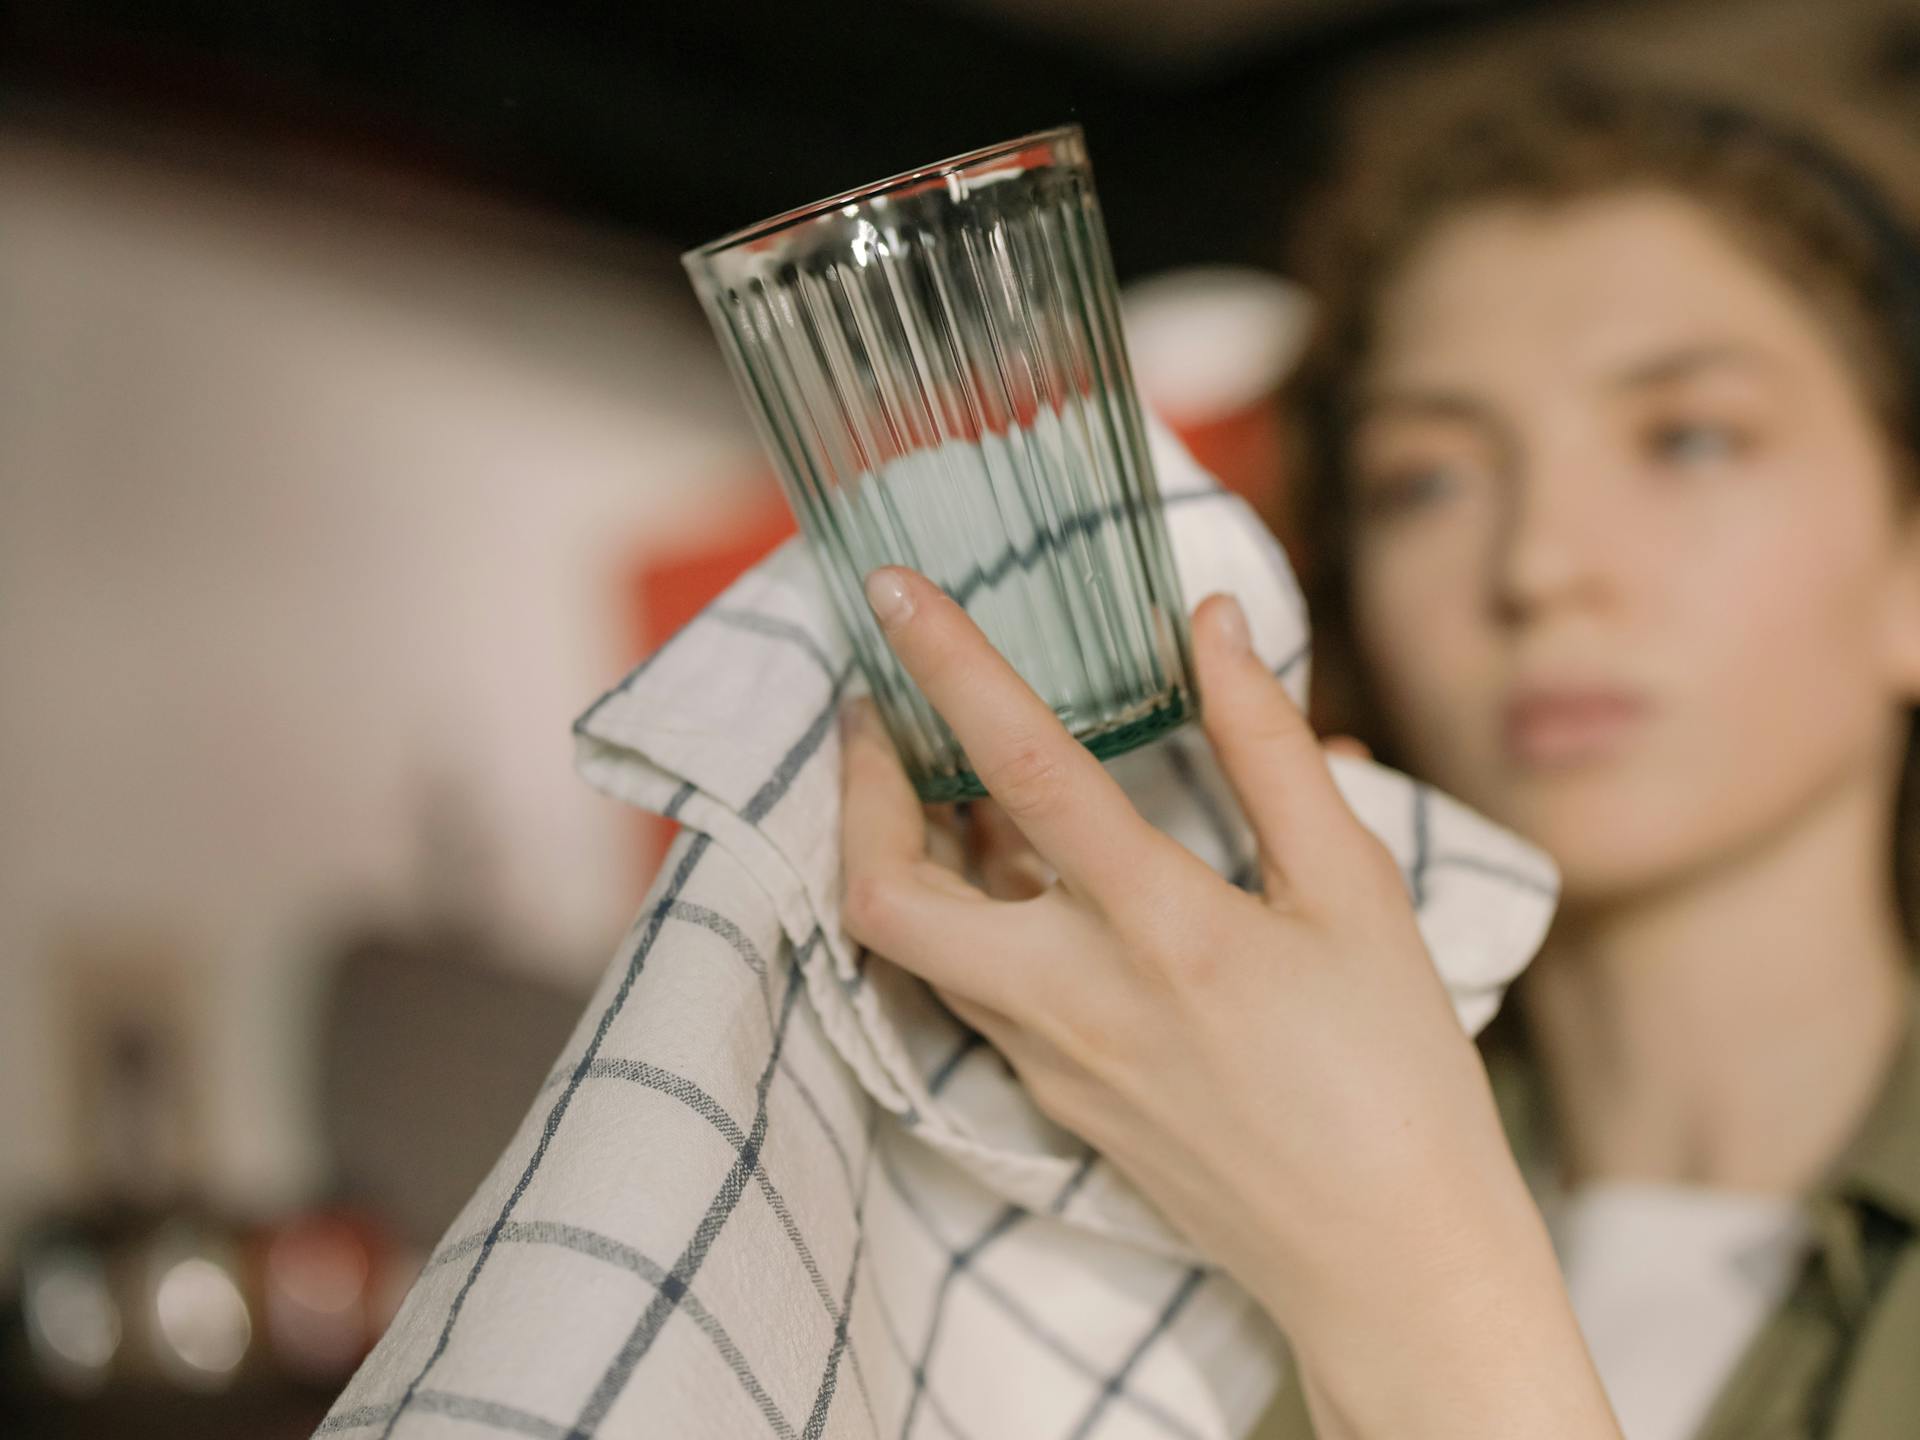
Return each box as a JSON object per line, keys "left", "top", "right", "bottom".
{"left": 1489, "top": 467, "right": 1617, "bottom": 626}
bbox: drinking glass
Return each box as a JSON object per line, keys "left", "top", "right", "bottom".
{"left": 683, "top": 125, "right": 1196, "bottom": 802}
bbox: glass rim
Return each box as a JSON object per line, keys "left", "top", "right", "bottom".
{"left": 683, "top": 122, "right": 1086, "bottom": 264}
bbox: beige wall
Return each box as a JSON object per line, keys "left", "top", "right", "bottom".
{"left": 0, "top": 113, "right": 764, "bottom": 1227}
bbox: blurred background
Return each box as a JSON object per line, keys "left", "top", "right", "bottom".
{"left": 3, "top": 0, "right": 1917, "bottom": 1433}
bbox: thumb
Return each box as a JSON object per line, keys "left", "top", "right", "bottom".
{"left": 1191, "top": 593, "right": 1366, "bottom": 899}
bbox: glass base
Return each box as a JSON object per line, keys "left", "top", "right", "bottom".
{"left": 912, "top": 692, "right": 1195, "bottom": 804}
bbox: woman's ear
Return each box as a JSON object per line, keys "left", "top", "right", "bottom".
{"left": 1882, "top": 507, "right": 1920, "bottom": 703}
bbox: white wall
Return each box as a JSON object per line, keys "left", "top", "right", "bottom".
{"left": 0, "top": 114, "right": 765, "bottom": 1223}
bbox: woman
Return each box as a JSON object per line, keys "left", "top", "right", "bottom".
{"left": 836, "top": 77, "right": 1920, "bottom": 1439}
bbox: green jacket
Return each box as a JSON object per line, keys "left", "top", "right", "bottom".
{"left": 1247, "top": 986, "right": 1920, "bottom": 1440}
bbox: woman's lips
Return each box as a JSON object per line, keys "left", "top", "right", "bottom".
{"left": 1502, "top": 687, "right": 1650, "bottom": 768}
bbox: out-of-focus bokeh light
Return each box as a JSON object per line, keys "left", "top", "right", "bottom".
{"left": 262, "top": 1215, "right": 376, "bottom": 1380}
{"left": 23, "top": 1247, "right": 121, "bottom": 1395}
{"left": 153, "top": 1256, "right": 252, "bottom": 1387}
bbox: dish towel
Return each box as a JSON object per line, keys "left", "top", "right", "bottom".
{"left": 317, "top": 417, "right": 1560, "bottom": 1440}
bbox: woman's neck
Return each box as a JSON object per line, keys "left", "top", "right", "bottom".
{"left": 1519, "top": 767, "right": 1912, "bottom": 1194}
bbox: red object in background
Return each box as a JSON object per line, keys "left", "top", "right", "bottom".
{"left": 627, "top": 481, "right": 799, "bottom": 644}
{"left": 1154, "top": 398, "right": 1287, "bottom": 529}
{"left": 623, "top": 477, "right": 798, "bottom": 888}
{"left": 253, "top": 1208, "right": 405, "bottom": 1384}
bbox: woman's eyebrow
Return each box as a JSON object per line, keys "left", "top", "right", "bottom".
{"left": 1607, "top": 342, "right": 1780, "bottom": 389}
{"left": 1354, "top": 389, "right": 1498, "bottom": 427}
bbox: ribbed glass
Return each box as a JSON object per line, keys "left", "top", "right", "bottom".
{"left": 683, "top": 125, "right": 1195, "bottom": 802}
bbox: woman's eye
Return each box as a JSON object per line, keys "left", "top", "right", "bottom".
{"left": 1646, "top": 420, "right": 1746, "bottom": 468}
{"left": 1360, "top": 464, "right": 1460, "bottom": 519}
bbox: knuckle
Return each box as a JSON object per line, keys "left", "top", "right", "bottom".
{"left": 1354, "top": 830, "right": 1410, "bottom": 897}
{"left": 1209, "top": 718, "right": 1320, "bottom": 789}
{"left": 983, "top": 739, "right": 1070, "bottom": 823}
{"left": 1158, "top": 940, "right": 1222, "bottom": 991}
{"left": 1132, "top": 917, "right": 1224, "bottom": 993}
{"left": 1309, "top": 829, "right": 1414, "bottom": 925}
{"left": 1056, "top": 1007, "right": 1119, "bottom": 1067}
{"left": 1116, "top": 865, "right": 1209, "bottom": 948}
{"left": 1125, "top": 881, "right": 1262, "bottom": 993}
{"left": 1029, "top": 977, "right": 1125, "bottom": 1072}
{"left": 841, "top": 868, "right": 903, "bottom": 941}
{"left": 1204, "top": 683, "right": 1307, "bottom": 743}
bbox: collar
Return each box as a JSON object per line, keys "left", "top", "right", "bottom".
{"left": 1823, "top": 978, "right": 1920, "bottom": 1227}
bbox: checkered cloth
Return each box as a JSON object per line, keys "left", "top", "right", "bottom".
{"left": 317, "top": 419, "right": 1559, "bottom": 1440}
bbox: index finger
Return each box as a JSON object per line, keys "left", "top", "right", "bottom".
{"left": 861, "top": 565, "right": 1169, "bottom": 910}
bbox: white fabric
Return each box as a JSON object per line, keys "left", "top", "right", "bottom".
{"left": 318, "top": 417, "right": 1561, "bottom": 1440}
{"left": 1549, "top": 1182, "right": 1810, "bottom": 1440}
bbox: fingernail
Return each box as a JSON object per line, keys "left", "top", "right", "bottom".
{"left": 1211, "top": 594, "right": 1250, "bottom": 654}
{"left": 864, "top": 568, "right": 914, "bottom": 629}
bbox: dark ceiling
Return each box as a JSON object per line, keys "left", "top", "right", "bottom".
{"left": 0, "top": 0, "right": 1558, "bottom": 278}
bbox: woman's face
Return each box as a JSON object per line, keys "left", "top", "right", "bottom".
{"left": 1348, "top": 189, "right": 1920, "bottom": 907}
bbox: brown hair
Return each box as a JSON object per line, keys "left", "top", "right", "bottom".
{"left": 1275, "top": 72, "right": 1920, "bottom": 940}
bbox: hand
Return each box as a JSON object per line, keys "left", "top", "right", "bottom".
{"left": 840, "top": 566, "right": 1620, "bottom": 1440}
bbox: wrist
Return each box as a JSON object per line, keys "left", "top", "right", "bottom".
{"left": 1287, "top": 1244, "right": 1616, "bottom": 1440}
{"left": 1243, "top": 1138, "right": 1618, "bottom": 1438}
